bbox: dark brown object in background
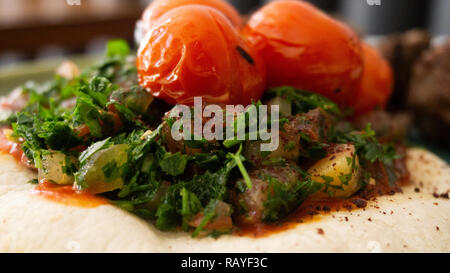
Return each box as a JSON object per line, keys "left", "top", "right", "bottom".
{"left": 353, "top": 110, "right": 411, "bottom": 143}
{"left": 379, "top": 29, "right": 431, "bottom": 108}
{"left": 407, "top": 40, "right": 450, "bottom": 147}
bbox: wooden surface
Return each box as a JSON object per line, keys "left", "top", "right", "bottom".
{"left": 0, "top": 0, "right": 142, "bottom": 56}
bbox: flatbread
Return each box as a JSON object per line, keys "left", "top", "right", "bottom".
{"left": 0, "top": 148, "right": 448, "bottom": 253}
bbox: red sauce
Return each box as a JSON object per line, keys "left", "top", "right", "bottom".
{"left": 0, "top": 127, "right": 32, "bottom": 168}
{"left": 33, "top": 180, "right": 108, "bottom": 208}
{"left": 234, "top": 198, "right": 360, "bottom": 237}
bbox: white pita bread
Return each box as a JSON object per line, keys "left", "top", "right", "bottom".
{"left": 0, "top": 148, "right": 448, "bottom": 253}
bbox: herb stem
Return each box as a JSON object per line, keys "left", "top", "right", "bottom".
{"left": 228, "top": 144, "right": 252, "bottom": 189}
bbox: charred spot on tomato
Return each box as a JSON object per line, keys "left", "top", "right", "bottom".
{"left": 236, "top": 46, "right": 254, "bottom": 65}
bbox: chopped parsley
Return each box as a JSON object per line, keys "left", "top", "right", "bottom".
{"left": 0, "top": 40, "right": 407, "bottom": 237}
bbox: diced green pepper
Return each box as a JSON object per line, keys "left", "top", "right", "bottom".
{"left": 75, "top": 144, "right": 128, "bottom": 194}
{"left": 38, "top": 151, "right": 78, "bottom": 185}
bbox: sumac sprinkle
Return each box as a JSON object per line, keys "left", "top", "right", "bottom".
{"left": 352, "top": 199, "right": 367, "bottom": 208}
{"left": 236, "top": 46, "right": 254, "bottom": 64}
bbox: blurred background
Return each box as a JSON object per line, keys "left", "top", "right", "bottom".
{"left": 0, "top": 0, "right": 448, "bottom": 66}
{"left": 0, "top": 0, "right": 448, "bottom": 157}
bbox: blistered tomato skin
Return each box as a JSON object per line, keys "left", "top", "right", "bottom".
{"left": 137, "top": 6, "right": 266, "bottom": 105}
{"left": 242, "top": 0, "right": 363, "bottom": 105}
{"left": 142, "top": 0, "right": 242, "bottom": 33}
{"left": 352, "top": 43, "right": 393, "bottom": 116}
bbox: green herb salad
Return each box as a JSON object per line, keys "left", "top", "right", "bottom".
{"left": 0, "top": 40, "right": 409, "bottom": 237}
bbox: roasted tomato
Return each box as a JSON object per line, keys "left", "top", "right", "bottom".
{"left": 351, "top": 43, "right": 393, "bottom": 116}
{"left": 137, "top": 6, "right": 266, "bottom": 105}
{"left": 139, "top": 0, "right": 242, "bottom": 37}
{"left": 242, "top": 0, "right": 363, "bottom": 105}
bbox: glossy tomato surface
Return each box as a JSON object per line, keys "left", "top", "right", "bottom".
{"left": 142, "top": 0, "right": 242, "bottom": 32}
{"left": 137, "top": 6, "right": 266, "bottom": 105}
{"left": 242, "top": 0, "right": 363, "bottom": 105}
{"left": 352, "top": 43, "right": 393, "bottom": 115}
